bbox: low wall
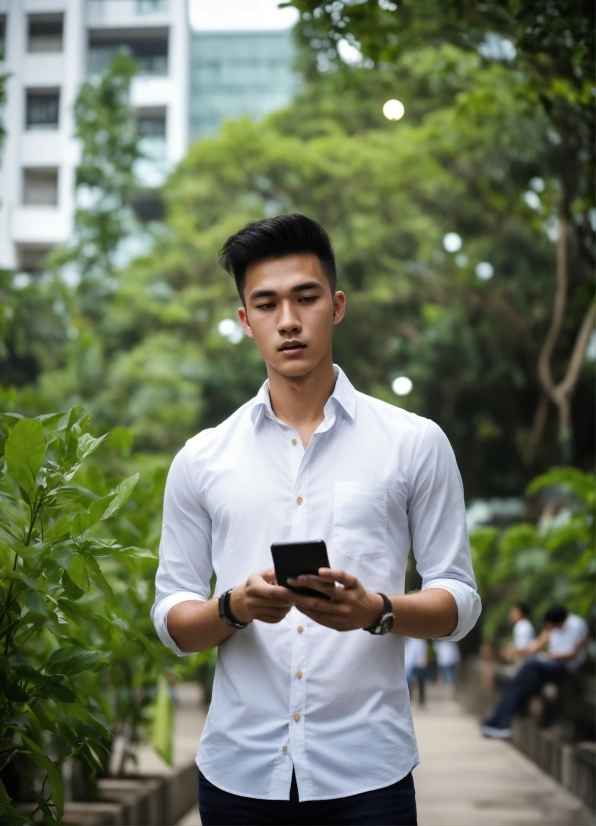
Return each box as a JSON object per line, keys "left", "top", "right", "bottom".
{"left": 457, "top": 657, "right": 596, "bottom": 812}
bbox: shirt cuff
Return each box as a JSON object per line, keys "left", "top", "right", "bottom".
{"left": 151, "top": 591, "right": 207, "bottom": 657}
{"left": 422, "top": 579, "right": 481, "bottom": 642}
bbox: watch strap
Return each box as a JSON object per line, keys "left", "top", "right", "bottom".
{"left": 218, "top": 588, "right": 251, "bottom": 629}
{"left": 364, "top": 592, "right": 393, "bottom": 635}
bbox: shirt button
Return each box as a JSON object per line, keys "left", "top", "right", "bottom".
{"left": 296, "top": 670, "right": 303, "bottom": 679}
{"left": 296, "top": 496, "right": 303, "bottom": 505}
{"left": 283, "top": 745, "right": 288, "bottom": 754}
{"left": 297, "top": 625, "right": 304, "bottom": 633}
{"left": 291, "top": 438, "right": 297, "bottom": 446}
{"left": 293, "top": 713, "right": 301, "bottom": 723}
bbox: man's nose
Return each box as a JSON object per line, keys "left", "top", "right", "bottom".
{"left": 277, "top": 302, "right": 301, "bottom": 334}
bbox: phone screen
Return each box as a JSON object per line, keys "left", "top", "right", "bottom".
{"left": 271, "top": 539, "right": 332, "bottom": 600}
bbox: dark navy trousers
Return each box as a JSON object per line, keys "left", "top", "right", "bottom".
{"left": 485, "top": 657, "right": 567, "bottom": 729}
{"left": 198, "top": 769, "right": 417, "bottom": 825}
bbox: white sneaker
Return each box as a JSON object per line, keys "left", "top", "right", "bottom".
{"left": 482, "top": 724, "right": 512, "bottom": 739}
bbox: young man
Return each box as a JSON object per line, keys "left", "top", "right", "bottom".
{"left": 152, "top": 214, "right": 481, "bottom": 825}
{"left": 482, "top": 605, "right": 588, "bottom": 739}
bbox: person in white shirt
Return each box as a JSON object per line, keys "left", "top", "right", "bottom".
{"left": 501, "top": 602, "right": 535, "bottom": 662}
{"left": 433, "top": 640, "right": 460, "bottom": 697}
{"left": 152, "top": 213, "right": 481, "bottom": 825}
{"left": 404, "top": 638, "right": 429, "bottom": 706}
{"left": 482, "top": 605, "right": 588, "bottom": 739}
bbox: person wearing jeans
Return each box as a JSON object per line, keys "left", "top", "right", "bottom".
{"left": 482, "top": 605, "right": 588, "bottom": 738}
{"left": 151, "top": 214, "right": 481, "bottom": 824}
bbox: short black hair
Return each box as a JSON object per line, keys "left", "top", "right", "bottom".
{"left": 514, "top": 602, "right": 531, "bottom": 618}
{"left": 219, "top": 213, "right": 337, "bottom": 301}
{"left": 543, "top": 605, "right": 568, "bottom": 625}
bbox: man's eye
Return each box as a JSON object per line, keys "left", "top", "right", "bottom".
{"left": 256, "top": 303, "right": 276, "bottom": 310}
{"left": 299, "top": 296, "right": 318, "bottom": 304}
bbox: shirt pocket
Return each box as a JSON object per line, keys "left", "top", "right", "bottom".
{"left": 333, "top": 481, "right": 388, "bottom": 560}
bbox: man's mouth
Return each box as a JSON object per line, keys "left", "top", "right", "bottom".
{"left": 279, "top": 341, "right": 307, "bottom": 355}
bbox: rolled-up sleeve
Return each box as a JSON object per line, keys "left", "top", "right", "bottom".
{"left": 407, "top": 420, "right": 481, "bottom": 641}
{"left": 151, "top": 446, "right": 213, "bottom": 656}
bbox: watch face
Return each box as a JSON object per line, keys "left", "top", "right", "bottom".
{"left": 380, "top": 613, "right": 394, "bottom": 634}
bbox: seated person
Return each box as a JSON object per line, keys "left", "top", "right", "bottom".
{"left": 501, "top": 602, "right": 535, "bottom": 663}
{"left": 482, "top": 605, "right": 588, "bottom": 738}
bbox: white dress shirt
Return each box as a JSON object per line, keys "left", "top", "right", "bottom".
{"left": 547, "top": 614, "right": 588, "bottom": 672}
{"left": 152, "top": 365, "right": 481, "bottom": 801}
{"left": 513, "top": 617, "right": 535, "bottom": 650}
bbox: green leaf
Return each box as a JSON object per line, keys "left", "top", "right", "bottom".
{"left": 57, "top": 595, "right": 96, "bottom": 622}
{"left": 101, "top": 473, "right": 140, "bottom": 520}
{"left": 86, "top": 556, "right": 114, "bottom": 597}
{"left": 4, "top": 681, "right": 30, "bottom": 702}
{"left": 70, "top": 510, "right": 92, "bottom": 537}
{"left": 68, "top": 555, "right": 90, "bottom": 592}
{"left": 36, "top": 412, "right": 66, "bottom": 427}
{"left": 75, "top": 432, "right": 109, "bottom": 462}
{"left": 4, "top": 419, "right": 46, "bottom": 503}
{"left": 24, "top": 590, "right": 48, "bottom": 617}
{"left": 150, "top": 675, "right": 174, "bottom": 765}
{"left": 61, "top": 570, "right": 85, "bottom": 600}
{"left": 0, "top": 801, "right": 29, "bottom": 826}
{"left": 0, "top": 513, "right": 20, "bottom": 541}
{"left": 14, "top": 664, "right": 45, "bottom": 685}
{"left": 21, "top": 734, "right": 64, "bottom": 820}
{"left": 45, "top": 515, "right": 72, "bottom": 544}
{"left": 44, "top": 676, "right": 76, "bottom": 703}
{"left": 88, "top": 493, "right": 117, "bottom": 525}
{"left": 46, "top": 648, "right": 106, "bottom": 676}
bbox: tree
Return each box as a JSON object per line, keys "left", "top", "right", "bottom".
{"left": 286, "top": 0, "right": 595, "bottom": 459}
{"left": 48, "top": 52, "right": 141, "bottom": 316}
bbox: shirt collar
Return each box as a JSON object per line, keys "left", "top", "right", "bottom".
{"left": 250, "top": 364, "right": 356, "bottom": 425}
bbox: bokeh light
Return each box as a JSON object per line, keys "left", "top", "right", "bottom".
{"left": 218, "top": 318, "right": 244, "bottom": 343}
{"left": 383, "top": 99, "right": 405, "bottom": 121}
{"left": 391, "top": 376, "right": 413, "bottom": 396}
{"left": 475, "top": 262, "right": 494, "bottom": 281}
{"left": 443, "top": 232, "right": 462, "bottom": 252}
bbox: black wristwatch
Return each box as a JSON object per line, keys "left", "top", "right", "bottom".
{"left": 364, "top": 593, "right": 394, "bottom": 635}
{"left": 218, "top": 588, "right": 251, "bottom": 629}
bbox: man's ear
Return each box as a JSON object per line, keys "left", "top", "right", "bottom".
{"left": 332, "top": 291, "right": 346, "bottom": 325}
{"left": 238, "top": 306, "right": 254, "bottom": 339}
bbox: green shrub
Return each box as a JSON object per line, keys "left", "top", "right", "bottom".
{"left": 471, "top": 466, "right": 596, "bottom": 641}
{"left": 0, "top": 408, "right": 171, "bottom": 823}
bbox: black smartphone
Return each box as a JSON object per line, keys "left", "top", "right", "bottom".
{"left": 271, "top": 539, "right": 332, "bottom": 600}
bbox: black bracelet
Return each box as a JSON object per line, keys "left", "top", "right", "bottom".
{"left": 218, "top": 588, "right": 251, "bottom": 629}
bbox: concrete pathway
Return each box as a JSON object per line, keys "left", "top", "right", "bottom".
{"left": 412, "top": 689, "right": 592, "bottom": 826}
{"left": 176, "top": 686, "right": 592, "bottom": 825}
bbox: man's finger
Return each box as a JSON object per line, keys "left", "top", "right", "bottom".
{"left": 317, "top": 567, "right": 359, "bottom": 589}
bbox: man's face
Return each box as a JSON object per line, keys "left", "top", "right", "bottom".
{"left": 509, "top": 607, "right": 522, "bottom": 624}
{"left": 238, "top": 253, "right": 345, "bottom": 380}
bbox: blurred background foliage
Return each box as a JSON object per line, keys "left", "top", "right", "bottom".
{"left": 0, "top": 0, "right": 594, "bottom": 719}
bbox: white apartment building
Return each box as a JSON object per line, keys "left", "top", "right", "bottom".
{"left": 0, "top": 0, "right": 189, "bottom": 272}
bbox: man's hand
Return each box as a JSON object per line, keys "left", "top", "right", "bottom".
{"left": 229, "top": 567, "right": 295, "bottom": 625}
{"left": 288, "top": 568, "right": 383, "bottom": 632}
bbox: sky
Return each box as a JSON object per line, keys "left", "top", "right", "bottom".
{"left": 189, "top": 0, "right": 299, "bottom": 31}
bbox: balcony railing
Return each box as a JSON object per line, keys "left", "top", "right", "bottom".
{"left": 87, "top": 0, "right": 169, "bottom": 27}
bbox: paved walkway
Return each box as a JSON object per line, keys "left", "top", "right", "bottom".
{"left": 176, "top": 686, "right": 592, "bottom": 826}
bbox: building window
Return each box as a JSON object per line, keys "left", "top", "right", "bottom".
{"left": 28, "top": 14, "right": 64, "bottom": 53}
{"left": 88, "top": 29, "right": 169, "bottom": 76}
{"left": 135, "top": 108, "right": 167, "bottom": 187}
{"left": 0, "top": 15, "right": 6, "bottom": 60}
{"left": 23, "top": 168, "right": 59, "bottom": 206}
{"left": 26, "top": 89, "right": 60, "bottom": 129}
{"left": 18, "top": 245, "right": 54, "bottom": 274}
{"left": 137, "top": 108, "right": 166, "bottom": 138}
{"left": 136, "top": 0, "right": 169, "bottom": 13}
